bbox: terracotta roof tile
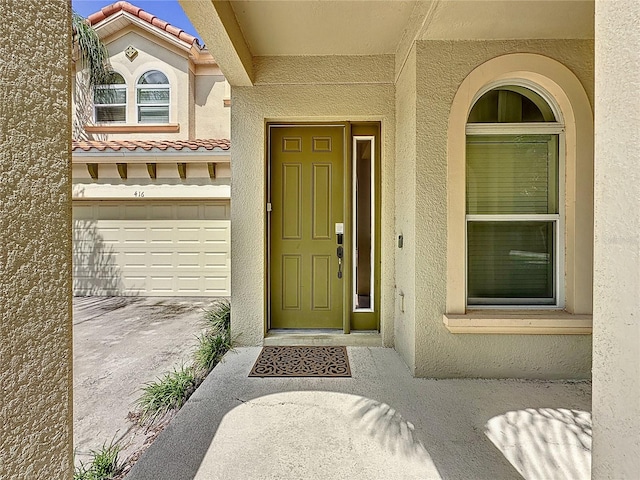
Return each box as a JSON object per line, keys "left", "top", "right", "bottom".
{"left": 87, "top": 1, "right": 201, "bottom": 47}
{"left": 72, "top": 139, "right": 231, "bottom": 153}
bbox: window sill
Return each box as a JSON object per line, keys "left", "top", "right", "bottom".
{"left": 443, "top": 310, "right": 592, "bottom": 335}
{"left": 85, "top": 124, "right": 180, "bottom": 134}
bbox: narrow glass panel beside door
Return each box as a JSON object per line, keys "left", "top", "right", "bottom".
{"left": 353, "top": 137, "right": 375, "bottom": 311}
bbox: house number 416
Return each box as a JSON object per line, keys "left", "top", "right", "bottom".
{"left": 134, "top": 191, "right": 145, "bottom": 197}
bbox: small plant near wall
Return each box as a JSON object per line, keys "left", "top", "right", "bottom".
{"left": 133, "top": 300, "right": 232, "bottom": 425}
{"left": 74, "top": 442, "right": 123, "bottom": 480}
{"left": 194, "top": 300, "right": 232, "bottom": 377}
{"left": 134, "top": 365, "right": 198, "bottom": 425}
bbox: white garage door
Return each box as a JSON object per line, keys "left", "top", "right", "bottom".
{"left": 73, "top": 201, "right": 230, "bottom": 297}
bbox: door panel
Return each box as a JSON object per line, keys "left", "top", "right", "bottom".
{"left": 270, "top": 126, "right": 344, "bottom": 329}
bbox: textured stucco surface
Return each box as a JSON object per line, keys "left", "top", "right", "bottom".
{"left": 0, "top": 1, "right": 73, "bottom": 477}
{"left": 74, "top": 27, "right": 231, "bottom": 141}
{"left": 231, "top": 64, "right": 395, "bottom": 346}
{"left": 592, "top": 1, "right": 640, "bottom": 476}
{"left": 107, "top": 31, "right": 189, "bottom": 136}
{"left": 411, "top": 40, "right": 594, "bottom": 378}
{"left": 253, "top": 55, "right": 395, "bottom": 86}
{"left": 394, "top": 45, "right": 417, "bottom": 372}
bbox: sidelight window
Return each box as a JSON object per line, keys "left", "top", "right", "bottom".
{"left": 353, "top": 136, "right": 375, "bottom": 311}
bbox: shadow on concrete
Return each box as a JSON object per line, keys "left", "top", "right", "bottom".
{"left": 485, "top": 407, "right": 592, "bottom": 479}
{"left": 125, "top": 348, "right": 592, "bottom": 480}
{"left": 351, "top": 397, "right": 431, "bottom": 461}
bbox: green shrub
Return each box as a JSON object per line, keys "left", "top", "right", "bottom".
{"left": 194, "top": 300, "right": 232, "bottom": 376}
{"left": 134, "top": 365, "right": 197, "bottom": 425}
{"left": 132, "top": 300, "right": 232, "bottom": 426}
{"left": 194, "top": 331, "right": 232, "bottom": 376}
{"left": 203, "top": 299, "right": 231, "bottom": 333}
{"left": 74, "top": 442, "right": 123, "bottom": 480}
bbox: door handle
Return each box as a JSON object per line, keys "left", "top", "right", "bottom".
{"left": 337, "top": 245, "right": 343, "bottom": 279}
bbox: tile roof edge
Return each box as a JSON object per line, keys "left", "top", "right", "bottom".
{"left": 71, "top": 139, "right": 231, "bottom": 152}
{"left": 87, "top": 1, "right": 201, "bottom": 48}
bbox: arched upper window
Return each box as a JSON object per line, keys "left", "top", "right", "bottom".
{"left": 468, "top": 86, "right": 556, "bottom": 123}
{"left": 136, "top": 70, "right": 170, "bottom": 123}
{"left": 465, "top": 84, "right": 563, "bottom": 307}
{"left": 94, "top": 72, "right": 126, "bottom": 123}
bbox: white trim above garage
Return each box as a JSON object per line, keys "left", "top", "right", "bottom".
{"left": 72, "top": 183, "right": 230, "bottom": 199}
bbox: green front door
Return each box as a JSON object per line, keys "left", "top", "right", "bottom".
{"left": 269, "top": 125, "right": 344, "bottom": 329}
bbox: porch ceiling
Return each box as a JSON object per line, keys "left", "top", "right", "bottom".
{"left": 230, "top": 0, "right": 418, "bottom": 56}
{"left": 179, "top": 0, "right": 593, "bottom": 84}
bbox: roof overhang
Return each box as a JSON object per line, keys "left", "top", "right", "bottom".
{"left": 90, "top": 5, "right": 216, "bottom": 64}
{"left": 72, "top": 139, "right": 231, "bottom": 163}
{"left": 179, "top": 0, "right": 594, "bottom": 86}
{"left": 72, "top": 150, "right": 232, "bottom": 163}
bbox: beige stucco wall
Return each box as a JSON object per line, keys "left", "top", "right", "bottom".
{"left": 411, "top": 40, "right": 594, "bottom": 378}
{"left": 74, "top": 26, "right": 231, "bottom": 141}
{"left": 230, "top": 55, "right": 395, "bottom": 346}
{"left": 394, "top": 45, "right": 417, "bottom": 371}
{"left": 195, "top": 74, "right": 230, "bottom": 139}
{"left": 103, "top": 30, "right": 190, "bottom": 139}
{"left": 1, "top": 1, "right": 72, "bottom": 477}
{"left": 592, "top": 0, "right": 640, "bottom": 475}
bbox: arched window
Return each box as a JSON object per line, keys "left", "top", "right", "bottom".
{"left": 465, "top": 85, "right": 563, "bottom": 306}
{"left": 137, "top": 70, "right": 170, "bottom": 123}
{"left": 94, "top": 72, "right": 126, "bottom": 123}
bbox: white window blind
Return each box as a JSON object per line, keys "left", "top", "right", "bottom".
{"left": 94, "top": 73, "right": 126, "bottom": 123}
{"left": 137, "top": 71, "right": 170, "bottom": 124}
{"left": 466, "top": 135, "right": 558, "bottom": 215}
{"left": 466, "top": 134, "right": 559, "bottom": 305}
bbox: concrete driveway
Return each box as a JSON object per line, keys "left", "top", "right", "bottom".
{"left": 73, "top": 296, "right": 223, "bottom": 466}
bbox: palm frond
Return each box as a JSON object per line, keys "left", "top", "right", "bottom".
{"left": 72, "top": 11, "right": 112, "bottom": 86}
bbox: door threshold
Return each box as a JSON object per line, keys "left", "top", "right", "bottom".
{"left": 264, "top": 329, "right": 382, "bottom": 347}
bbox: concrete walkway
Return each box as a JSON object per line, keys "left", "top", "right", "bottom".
{"left": 127, "top": 347, "right": 592, "bottom": 480}
{"left": 73, "top": 296, "right": 219, "bottom": 466}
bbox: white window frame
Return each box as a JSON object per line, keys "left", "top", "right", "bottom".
{"left": 465, "top": 121, "right": 566, "bottom": 309}
{"left": 136, "top": 70, "right": 170, "bottom": 124}
{"left": 352, "top": 135, "right": 376, "bottom": 312}
{"left": 93, "top": 73, "right": 127, "bottom": 124}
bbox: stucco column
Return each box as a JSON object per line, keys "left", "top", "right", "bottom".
{"left": 592, "top": 0, "right": 640, "bottom": 477}
{"left": 0, "top": 1, "right": 73, "bottom": 477}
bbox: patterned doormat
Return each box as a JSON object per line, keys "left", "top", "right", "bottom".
{"left": 249, "top": 346, "right": 351, "bottom": 377}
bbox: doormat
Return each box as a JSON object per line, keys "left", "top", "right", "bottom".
{"left": 249, "top": 346, "right": 351, "bottom": 377}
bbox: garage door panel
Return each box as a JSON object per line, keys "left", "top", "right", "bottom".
{"left": 150, "top": 205, "right": 174, "bottom": 218}
{"left": 74, "top": 205, "right": 94, "bottom": 218}
{"left": 123, "top": 228, "right": 150, "bottom": 243}
{"left": 122, "top": 251, "right": 147, "bottom": 267}
{"left": 204, "top": 276, "right": 230, "bottom": 295}
{"left": 96, "top": 205, "right": 123, "bottom": 219}
{"left": 176, "top": 276, "right": 201, "bottom": 292}
{"left": 123, "top": 205, "right": 148, "bottom": 219}
{"left": 176, "top": 252, "right": 201, "bottom": 268}
{"left": 148, "top": 252, "right": 174, "bottom": 268}
{"left": 177, "top": 205, "right": 200, "bottom": 219}
{"left": 73, "top": 201, "right": 231, "bottom": 297}
{"left": 204, "top": 204, "right": 228, "bottom": 220}
{"left": 95, "top": 228, "right": 122, "bottom": 243}
{"left": 148, "top": 276, "right": 174, "bottom": 293}
{"left": 205, "top": 252, "right": 229, "bottom": 268}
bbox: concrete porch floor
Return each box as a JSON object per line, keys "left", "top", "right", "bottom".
{"left": 126, "top": 347, "right": 592, "bottom": 480}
